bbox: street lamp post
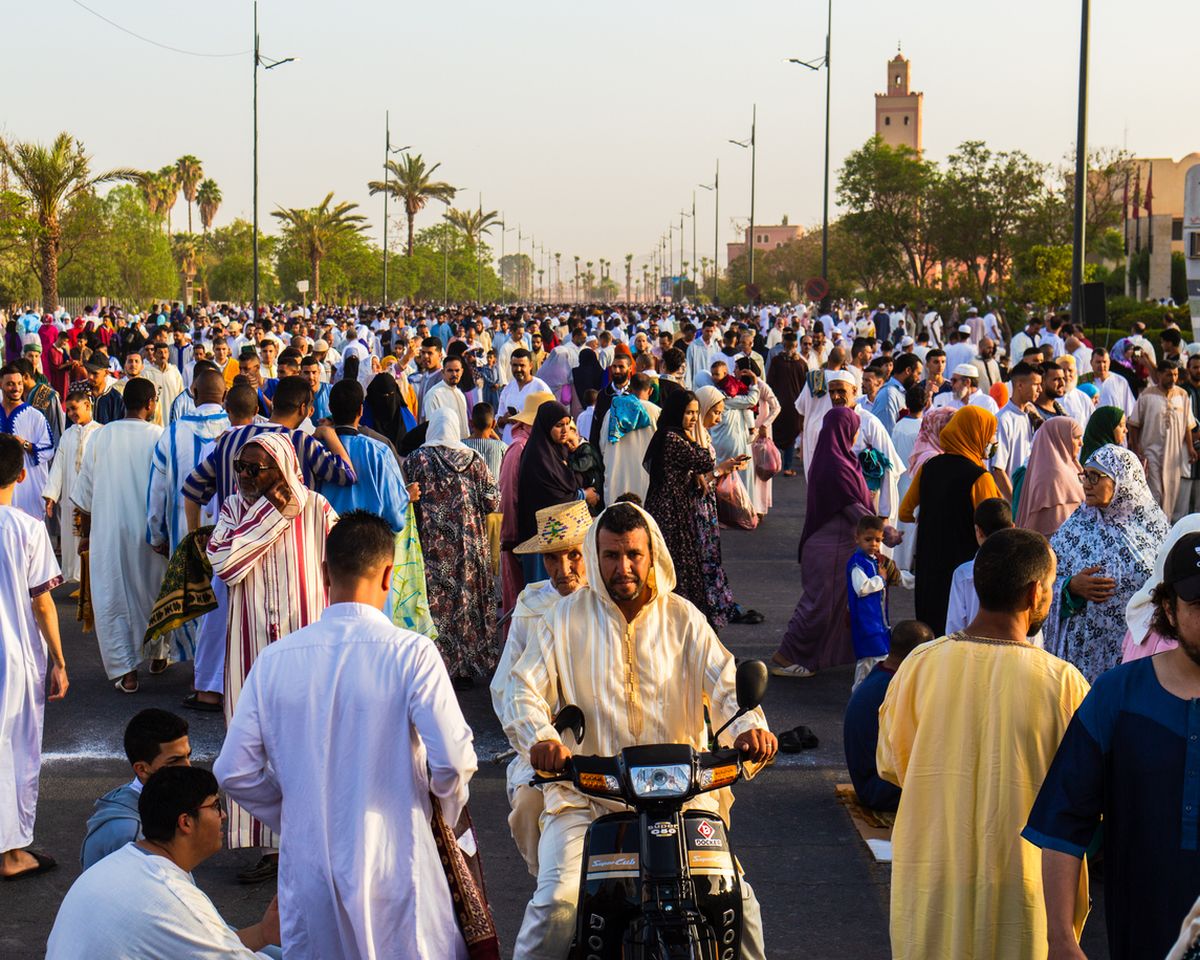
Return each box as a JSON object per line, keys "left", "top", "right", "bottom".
{"left": 790, "top": 0, "right": 832, "bottom": 286}
{"left": 1070, "top": 0, "right": 1091, "bottom": 327}
{"left": 380, "top": 112, "right": 411, "bottom": 307}
{"left": 729, "top": 104, "right": 757, "bottom": 298}
{"left": 252, "top": 0, "right": 293, "bottom": 321}
{"left": 700, "top": 160, "right": 719, "bottom": 302}
{"left": 691, "top": 191, "right": 697, "bottom": 297}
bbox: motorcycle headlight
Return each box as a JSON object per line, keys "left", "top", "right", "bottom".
{"left": 629, "top": 763, "right": 692, "bottom": 799}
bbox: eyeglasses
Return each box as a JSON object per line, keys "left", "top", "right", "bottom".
{"left": 232, "top": 459, "right": 268, "bottom": 478}
{"left": 196, "top": 796, "right": 226, "bottom": 816}
{"left": 1079, "top": 470, "right": 1109, "bottom": 486}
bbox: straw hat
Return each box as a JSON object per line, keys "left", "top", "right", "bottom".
{"left": 509, "top": 390, "right": 556, "bottom": 427}
{"left": 514, "top": 500, "right": 593, "bottom": 555}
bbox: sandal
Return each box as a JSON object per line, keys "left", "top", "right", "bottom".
{"left": 149, "top": 659, "right": 169, "bottom": 675}
{"left": 730, "top": 608, "right": 765, "bottom": 625}
{"left": 114, "top": 673, "right": 139, "bottom": 694}
{"left": 778, "top": 725, "right": 820, "bottom": 753}
{"left": 2, "top": 850, "right": 57, "bottom": 881}
{"left": 769, "top": 661, "right": 815, "bottom": 679}
{"left": 182, "top": 693, "right": 223, "bottom": 713}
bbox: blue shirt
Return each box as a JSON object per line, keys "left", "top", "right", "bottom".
{"left": 311, "top": 382, "right": 331, "bottom": 422}
{"left": 843, "top": 664, "right": 900, "bottom": 812}
{"left": 847, "top": 550, "right": 890, "bottom": 659}
{"left": 317, "top": 430, "right": 409, "bottom": 533}
{"left": 870, "top": 378, "right": 906, "bottom": 434}
{"left": 1023, "top": 657, "right": 1200, "bottom": 960}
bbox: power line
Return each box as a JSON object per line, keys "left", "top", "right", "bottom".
{"left": 67, "top": 0, "right": 250, "bottom": 58}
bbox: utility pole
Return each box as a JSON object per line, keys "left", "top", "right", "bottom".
{"left": 1070, "top": 0, "right": 1091, "bottom": 327}
{"left": 251, "top": 1, "right": 293, "bottom": 320}
{"left": 729, "top": 105, "right": 757, "bottom": 297}
{"left": 790, "top": 0, "right": 833, "bottom": 284}
{"left": 380, "top": 113, "right": 410, "bottom": 306}
{"left": 700, "top": 161, "right": 719, "bottom": 302}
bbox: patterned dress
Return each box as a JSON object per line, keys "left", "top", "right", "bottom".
{"left": 404, "top": 446, "right": 501, "bottom": 679}
{"left": 644, "top": 431, "right": 737, "bottom": 628}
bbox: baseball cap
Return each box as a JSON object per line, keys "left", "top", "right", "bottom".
{"left": 1164, "top": 533, "right": 1200, "bottom": 602}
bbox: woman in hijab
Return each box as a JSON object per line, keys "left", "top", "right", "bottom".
{"left": 1014, "top": 416, "right": 1085, "bottom": 537}
{"left": 516, "top": 400, "right": 595, "bottom": 583}
{"left": 1079, "top": 405, "right": 1127, "bottom": 464}
{"left": 906, "top": 406, "right": 956, "bottom": 477}
{"left": 362, "top": 372, "right": 416, "bottom": 449}
{"left": 899, "top": 405, "right": 1002, "bottom": 635}
{"left": 572, "top": 348, "right": 605, "bottom": 399}
{"left": 4, "top": 320, "right": 22, "bottom": 364}
{"left": 403, "top": 407, "right": 500, "bottom": 688}
{"left": 1046, "top": 444, "right": 1168, "bottom": 682}
{"left": 644, "top": 390, "right": 745, "bottom": 629}
{"left": 771, "top": 407, "right": 876, "bottom": 677}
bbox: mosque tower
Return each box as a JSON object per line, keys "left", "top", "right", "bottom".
{"left": 874, "top": 47, "right": 923, "bottom": 152}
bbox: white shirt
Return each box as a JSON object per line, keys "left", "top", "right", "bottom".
{"left": 498, "top": 377, "right": 551, "bottom": 443}
{"left": 932, "top": 391, "right": 1000, "bottom": 416}
{"left": 46, "top": 844, "right": 270, "bottom": 959}
{"left": 993, "top": 401, "right": 1033, "bottom": 476}
{"left": 1096, "top": 373, "right": 1136, "bottom": 419}
{"left": 216, "top": 604, "right": 475, "bottom": 960}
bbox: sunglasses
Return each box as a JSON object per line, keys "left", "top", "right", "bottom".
{"left": 232, "top": 459, "right": 270, "bottom": 479}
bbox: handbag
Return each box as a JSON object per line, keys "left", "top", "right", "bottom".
{"left": 716, "top": 472, "right": 758, "bottom": 530}
{"left": 751, "top": 435, "right": 782, "bottom": 481}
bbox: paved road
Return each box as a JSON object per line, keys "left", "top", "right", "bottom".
{"left": 4, "top": 472, "right": 1110, "bottom": 958}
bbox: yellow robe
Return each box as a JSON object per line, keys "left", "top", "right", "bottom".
{"left": 877, "top": 635, "right": 1091, "bottom": 959}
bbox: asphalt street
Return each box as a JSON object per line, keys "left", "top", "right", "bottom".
{"left": 3, "top": 472, "right": 1110, "bottom": 959}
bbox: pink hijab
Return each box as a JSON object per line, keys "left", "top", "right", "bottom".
{"left": 1015, "top": 416, "right": 1084, "bottom": 537}
{"left": 907, "top": 406, "right": 955, "bottom": 474}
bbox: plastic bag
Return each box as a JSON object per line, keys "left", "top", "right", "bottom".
{"left": 752, "top": 435, "right": 782, "bottom": 481}
{"left": 716, "top": 472, "right": 758, "bottom": 530}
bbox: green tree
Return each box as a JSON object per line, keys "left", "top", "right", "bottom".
{"left": 156, "top": 165, "right": 180, "bottom": 233}
{"left": 367, "top": 154, "right": 457, "bottom": 258}
{"left": 175, "top": 155, "right": 203, "bottom": 234}
{"left": 0, "top": 132, "right": 138, "bottom": 310}
{"left": 204, "top": 219, "right": 277, "bottom": 302}
{"left": 837, "top": 136, "right": 939, "bottom": 287}
{"left": 445, "top": 206, "right": 500, "bottom": 246}
{"left": 271, "top": 192, "right": 368, "bottom": 301}
{"left": 196, "top": 179, "right": 222, "bottom": 233}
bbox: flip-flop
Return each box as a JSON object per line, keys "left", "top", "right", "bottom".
{"left": 115, "top": 675, "right": 139, "bottom": 694}
{"left": 770, "top": 661, "right": 815, "bottom": 679}
{"left": 181, "top": 693, "right": 223, "bottom": 713}
{"left": 148, "top": 659, "right": 169, "bottom": 675}
{"left": 2, "top": 850, "right": 57, "bottom": 881}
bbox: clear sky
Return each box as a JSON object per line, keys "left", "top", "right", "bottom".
{"left": 4, "top": 0, "right": 1196, "bottom": 275}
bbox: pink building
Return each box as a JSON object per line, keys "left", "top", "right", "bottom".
{"left": 726, "top": 223, "right": 804, "bottom": 264}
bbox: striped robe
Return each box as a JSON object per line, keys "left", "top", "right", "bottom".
{"left": 208, "top": 485, "right": 336, "bottom": 848}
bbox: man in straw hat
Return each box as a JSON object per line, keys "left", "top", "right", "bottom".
{"left": 505, "top": 502, "right": 776, "bottom": 958}
{"left": 491, "top": 499, "right": 592, "bottom": 876}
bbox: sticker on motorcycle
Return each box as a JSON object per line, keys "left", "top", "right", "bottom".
{"left": 688, "top": 818, "right": 727, "bottom": 849}
{"left": 587, "top": 853, "right": 639, "bottom": 878}
{"left": 649, "top": 821, "right": 677, "bottom": 837}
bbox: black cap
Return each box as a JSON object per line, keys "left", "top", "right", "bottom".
{"left": 1164, "top": 533, "right": 1200, "bottom": 602}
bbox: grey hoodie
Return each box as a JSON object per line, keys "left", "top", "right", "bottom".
{"left": 80, "top": 781, "right": 142, "bottom": 870}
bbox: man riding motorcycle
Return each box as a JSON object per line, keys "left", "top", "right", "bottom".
{"left": 503, "top": 502, "right": 778, "bottom": 959}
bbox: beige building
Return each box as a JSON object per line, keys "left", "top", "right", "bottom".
{"left": 875, "top": 52, "right": 923, "bottom": 152}
{"left": 726, "top": 222, "right": 805, "bottom": 265}
{"left": 1122, "top": 153, "right": 1200, "bottom": 300}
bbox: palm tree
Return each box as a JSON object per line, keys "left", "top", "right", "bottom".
{"left": 272, "top": 192, "right": 368, "bottom": 301}
{"left": 445, "top": 206, "right": 500, "bottom": 246}
{"left": 625, "top": 253, "right": 633, "bottom": 303}
{"left": 156, "top": 165, "right": 180, "bottom": 233}
{"left": 0, "top": 132, "right": 138, "bottom": 311}
{"left": 585, "top": 261, "right": 594, "bottom": 301}
{"left": 196, "top": 179, "right": 222, "bottom": 233}
{"left": 573, "top": 255, "right": 580, "bottom": 302}
{"left": 135, "top": 170, "right": 162, "bottom": 217}
{"left": 175, "top": 155, "right": 203, "bottom": 234}
{"left": 172, "top": 234, "right": 199, "bottom": 304}
{"left": 367, "top": 153, "right": 456, "bottom": 257}
{"left": 554, "top": 252, "right": 562, "bottom": 299}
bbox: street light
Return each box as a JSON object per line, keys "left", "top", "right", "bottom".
{"left": 381, "top": 112, "right": 411, "bottom": 306}
{"left": 679, "top": 206, "right": 692, "bottom": 303}
{"left": 1070, "top": 0, "right": 1091, "bottom": 327}
{"left": 729, "top": 104, "right": 757, "bottom": 298}
{"left": 499, "top": 216, "right": 514, "bottom": 295}
{"left": 700, "top": 160, "right": 719, "bottom": 303}
{"left": 789, "top": 0, "right": 832, "bottom": 288}
{"left": 252, "top": 0, "right": 294, "bottom": 321}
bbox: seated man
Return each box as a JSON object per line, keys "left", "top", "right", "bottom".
{"left": 842, "top": 619, "right": 933, "bottom": 812}
{"left": 491, "top": 499, "right": 592, "bottom": 875}
{"left": 505, "top": 503, "right": 777, "bottom": 958}
{"left": 81, "top": 709, "right": 192, "bottom": 869}
{"left": 48, "top": 766, "right": 280, "bottom": 959}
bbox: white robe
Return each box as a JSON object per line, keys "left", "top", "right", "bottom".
{"left": 216, "top": 603, "right": 475, "bottom": 960}
{"left": 141, "top": 364, "right": 185, "bottom": 426}
{"left": 0, "top": 403, "right": 52, "bottom": 518}
{"left": 853, "top": 407, "right": 906, "bottom": 534}
{"left": 797, "top": 382, "right": 833, "bottom": 476}
{"left": 685, "top": 337, "right": 717, "bottom": 389}
{"left": 71, "top": 419, "right": 169, "bottom": 680}
{"left": 598, "top": 402, "right": 661, "bottom": 505}
{"left": 0, "top": 506, "right": 61, "bottom": 852}
{"left": 711, "top": 385, "right": 762, "bottom": 511}
{"left": 422, "top": 381, "right": 469, "bottom": 439}
{"left": 1096, "top": 373, "right": 1136, "bottom": 419}
{"left": 43, "top": 420, "right": 101, "bottom": 582}
{"left": 891, "top": 416, "right": 922, "bottom": 573}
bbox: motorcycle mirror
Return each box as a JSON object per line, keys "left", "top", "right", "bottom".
{"left": 735, "top": 660, "right": 769, "bottom": 712}
{"left": 553, "top": 705, "right": 586, "bottom": 745}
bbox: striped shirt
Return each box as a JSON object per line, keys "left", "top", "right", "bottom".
{"left": 181, "top": 423, "right": 356, "bottom": 509}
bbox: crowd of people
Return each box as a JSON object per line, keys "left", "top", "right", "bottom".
{"left": 1, "top": 295, "right": 1199, "bottom": 958}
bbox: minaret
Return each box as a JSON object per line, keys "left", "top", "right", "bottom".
{"left": 874, "top": 47, "right": 923, "bottom": 152}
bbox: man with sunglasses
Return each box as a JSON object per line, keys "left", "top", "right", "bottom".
{"left": 49, "top": 767, "right": 281, "bottom": 958}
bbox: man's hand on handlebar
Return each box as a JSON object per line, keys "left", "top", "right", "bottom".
{"left": 734, "top": 729, "right": 778, "bottom": 764}
{"left": 531, "top": 740, "right": 573, "bottom": 773}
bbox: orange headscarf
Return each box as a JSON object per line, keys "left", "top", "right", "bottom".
{"left": 939, "top": 405, "right": 997, "bottom": 467}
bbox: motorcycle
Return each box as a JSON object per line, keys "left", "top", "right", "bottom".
{"left": 532, "top": 659, "right": 770, "bottom": 959}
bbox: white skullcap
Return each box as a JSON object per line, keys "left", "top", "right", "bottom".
{"left": 967, "top": 306, "right": 979, "bottom": 315}
{"left": 825, "top": 370, "right": 856, "bottom": 387}
{"left": 899, "top": 336, "right": 914, "bottom": 348}
{"left": 953, "top": 363, "right": 980, "bottom": 379}
{"left": 957, "top": 324, "right": 972, "bottom": 334}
